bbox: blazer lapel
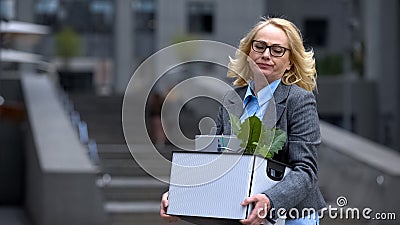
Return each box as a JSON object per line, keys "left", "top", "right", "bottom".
{"left": 226, "top": 84, "right": 290, "bottom": 128}
{"left": 225, "top": 86, "right": 246, "bottom": 118}
{"left": 263, "top": 82, "right": 290, "bottom": 128}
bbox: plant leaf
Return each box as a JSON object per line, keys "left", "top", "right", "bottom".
{"left": 269, "top": 128, "right": 287, "bottom": 156}
{"left": 258, "top": 126, "right": 274, "bottom": 150}
{"left": 229, "top": 113, "right": 241, "bottom": 136}
{"left": 237, "top": 117, "right": 251, "bottom": 150}
{"left": 254, "top": 144, "right": 270, "bottom": 158}
{"left": 231, "top": 114, "right": 286, "bottom": 159}
{"left": 237, "top": 116, "right": 262, "bottom": 154}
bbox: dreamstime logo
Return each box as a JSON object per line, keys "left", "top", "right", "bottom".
{"left": 257, "top": 196, "right": 397, "bottom": 221}
{"left": 121, "top": 40, "right": 277, "bottom": 186}
{"left": 336, "top": 196, "right": 348, "bottom": 207}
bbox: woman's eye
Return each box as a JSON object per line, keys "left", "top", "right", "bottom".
{"left": 254, "top": 44, "right": 265, "bottom": 50}
{"left": 272, "top": 47, "right": 284, "bottom": 54}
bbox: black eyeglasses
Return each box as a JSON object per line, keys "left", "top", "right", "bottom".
{"left": 251, "top": 40, "right": 290, "bottom": 57}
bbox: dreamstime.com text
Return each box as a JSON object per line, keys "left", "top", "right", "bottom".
{"left": 257, "top": 196, "right": 397, "bottom": 221}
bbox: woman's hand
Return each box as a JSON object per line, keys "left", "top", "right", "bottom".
{"left": 247, "top": 56, "right": 268, "bottom": 93}
{"left": 240, "top": 194, "right": 271, "bottom": 225}
{"left": 160, "top": 192, "right": 181, "bottom": 223}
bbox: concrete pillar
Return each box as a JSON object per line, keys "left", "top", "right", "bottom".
{"left": 15, "top": 0, "right": 36, "bottom": 73}
{"left": 114, "top": 0, "right": 134, "bottom": 94}
{"left": 363, "top": 0, "right": 381, "bottom": 81}
{"left": 398, "top": 2, "right": 400, "bottom": 151}
{"left": 385, "top": 0, "right": 399, "bottom": 151}
{"left": 363, "top": 0, "right": 399, "bottom": 150}
{"left": 379, "top": 0, "right": 399, "bottom": 151}
{"left": 15, "top": 0, "right": 34, "bottom": 22}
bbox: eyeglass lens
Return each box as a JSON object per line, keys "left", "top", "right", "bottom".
{"left": 252, "top": 41, "right": 286, "bottom": 57}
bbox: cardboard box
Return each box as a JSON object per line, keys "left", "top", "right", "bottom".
{"left": 167, "top": 151, "right": 290, "bottom": 225}
{"left": 195, "top": 135, "right": 242, "bottom": 152}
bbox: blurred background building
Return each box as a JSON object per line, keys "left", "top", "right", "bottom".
{"left": 7, "top": 0, "right": 397, "bottom": 150}
{"left": 0, "top": 0, "right": 399, "bottom": 225}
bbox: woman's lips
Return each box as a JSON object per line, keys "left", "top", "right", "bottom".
{"left": 257, "top": 63, "right": 272, "bottom": 69}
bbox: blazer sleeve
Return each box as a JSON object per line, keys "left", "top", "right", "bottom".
{"left": 263, "top": 89, "right": 321, "bottom": 215}
{"left": 215, "top": 105, "right": 225, "bottom": 135}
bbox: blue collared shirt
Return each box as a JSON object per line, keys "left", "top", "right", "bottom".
{"left": 240, "top": 79, "right": 281, "bottom": 122}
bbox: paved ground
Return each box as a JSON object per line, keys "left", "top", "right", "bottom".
{"left": 0, "top": 207, "right": 32, "bottom": 225}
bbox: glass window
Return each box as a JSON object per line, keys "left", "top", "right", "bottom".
{"left": 0, "top": 0, "right": 16, "bottom": 20}
{"left": 187, "top": 1, "right": 214, "bottom": 34}
{"left": 304, "top": 18, "right": 328, "bottom": 47}
{"left": 132, "top": 0, "right": 155, "bottom": 32}
{"left": 89, "top": 0, "right": 113, "bottom": 33}
{"left": 34, "top": 0, "right": 59, "bottom": 26}
{"left": 34, "top": 0, "right": 113, "bottom": 33}
{"left": 132, "top": 0, "right": 156, "bottom": 60}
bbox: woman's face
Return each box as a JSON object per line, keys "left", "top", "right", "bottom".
{"left": 249, "top": 24, "right": 292, "bottom": 83}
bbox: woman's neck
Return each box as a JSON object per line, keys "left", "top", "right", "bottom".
{"left": 253, "top": 76, "right": 282, "bottom": 94}
{"left": 253, "top": 76, "right": 272, "bottom": 94}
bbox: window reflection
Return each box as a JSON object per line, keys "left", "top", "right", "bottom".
{"left": 187, "top": 1, "right": 214, "bottom": 34}
{"left": 34, "top": 0, "right": 114, "bottom": 33}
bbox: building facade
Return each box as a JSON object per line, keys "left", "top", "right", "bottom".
{"left": 3, "top": 0, "right": 399, "bottom": 150}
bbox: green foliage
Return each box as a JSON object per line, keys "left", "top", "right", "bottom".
{"left": 170, "top": 33, "right": 199, "bottom": 60}
{"left": 171, "top": 33, "right": 199, "bottom": 44}
{"left": 229, "top": 114, "right": 286, "bottom": 159}
{"left": 237, "top": 116, "right": 262, "bottom": 153}
{"left": 55, "top": 27, "right": 81, "bottom": 59}
{"left": 229, "top": 114, "right": 241, "bottom": 137}
{"left": 316, "top": 54, "right": 343, "bottom": 75}
{"left": 256, "top": 128, "right": 286, "bottom": 158}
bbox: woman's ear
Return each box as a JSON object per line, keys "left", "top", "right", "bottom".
{"left": 286, "top": 62, "right": 292, "bottom": 71}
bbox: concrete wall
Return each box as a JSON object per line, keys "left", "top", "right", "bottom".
{"left": 114, "top": 0, "right": 134, "bottom": 94}
{"left": 21, "top": 74, "right": 108, "bottom": 225}
{"left": 362, "top": 0, "right": 399, "bottom": 150}
{"left": 319, "top": 121, "right": 400, "bottom": 224}
{"left": 156, "top": 0, "right": 265, "bottom": 49}
{"left": 267, "top": 0, "right": 350, "bottom": 55}
{"left": 24, "top": 128, "right": 108, "bottom": 225}
{"left": 317, "top": 76, "right": 378, "bottom": 142}
{"left": 0, "top": 79, "right": 25, "bottom": 205}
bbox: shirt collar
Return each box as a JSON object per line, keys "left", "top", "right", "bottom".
{"left": 243, "top": 79, "right": 281, "bottom": 107}
{"left": 243, "top": 80, "right": 256, "bottom": 107}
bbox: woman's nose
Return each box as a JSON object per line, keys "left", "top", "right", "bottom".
{"left": 261, "top": 48, "right": 271, "bottom": 59}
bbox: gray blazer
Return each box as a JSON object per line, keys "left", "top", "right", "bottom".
{"left": 215, "top": 82, "right": 326, "bottom": 217}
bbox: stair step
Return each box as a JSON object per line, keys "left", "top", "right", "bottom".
{"left": 0, "top": 207, "right": 32, "bottom": 225}
{"left": 101, "top": 165, "right": 171, "bottom": 177}
{"left": 100, "top": 157, "right": 171, "bottom": 176}
{"left": 105, "top": 202, "right": 193, "bottom": 225}
{"left": 101, "top": 176, "right": 169, "bottom": 187}
{"left": 100, "top": 177, "right": 168, "bottom": 201}
{"left": 97, "top": 144, "right": 177, "bottom": 160}
{"left": 320, "top": 218, "right": 370, "bottom": 225}
{"left": 105, "top": 201, "right": 160, "bottom": 213}
{"left": 105, "top": 201, "right": 369, "bottom": 225}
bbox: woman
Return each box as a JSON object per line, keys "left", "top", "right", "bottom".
{"left": 161, "top": 17, "right": 326, "bottom": 224}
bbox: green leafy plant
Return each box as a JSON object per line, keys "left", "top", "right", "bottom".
{"left": 230, "top": 114, "right": 286, "bottom": 159}
{"left": 170, "top": 33, "right": 199, "bottom": 61}
{"left": 55, "top": 27, "right": 81, "bottom": 68}
{"left": 316, "top": 53, "right": 344, "bottom": 76}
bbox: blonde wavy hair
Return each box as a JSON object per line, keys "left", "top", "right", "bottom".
{"left": 228, "top": 17, "right": 317, "bottom": 92}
